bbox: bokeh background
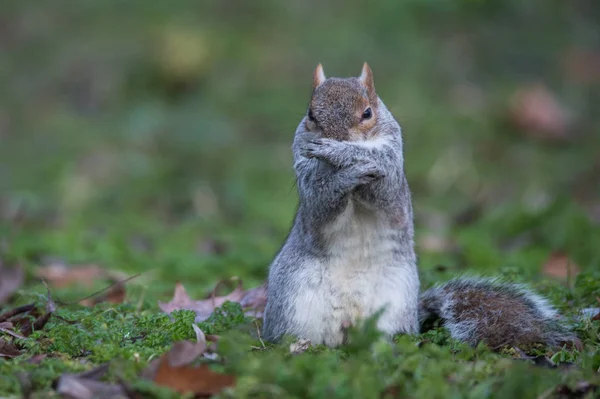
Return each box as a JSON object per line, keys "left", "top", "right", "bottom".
{"left": 1, "top": 0, "right": 599, "bottom": 298}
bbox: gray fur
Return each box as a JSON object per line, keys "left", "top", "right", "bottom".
{"left": 261, "top": 66, "right": 575, "bottom": 350}
{"left": 419, "top": 277, "right": 575, "bottom": 349}
{"left": 262, "top": 78, "right": 419, "bottom": 346}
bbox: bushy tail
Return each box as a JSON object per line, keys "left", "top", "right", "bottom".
{"left": 419, "top": 277, "right": 576, "bottom": 350}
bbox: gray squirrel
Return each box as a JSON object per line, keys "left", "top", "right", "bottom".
{"left": 262, "top": 63, "right": 575, "bottom": 349}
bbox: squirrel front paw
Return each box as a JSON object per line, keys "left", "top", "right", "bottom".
{"left": 299, "top": 138, "right": 331, "bottom": 160}
{"left": 351, "top": 160, "right": 386, "bottom": 185}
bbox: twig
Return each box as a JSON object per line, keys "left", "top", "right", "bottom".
{"left": 41, "top": 280, "right": 56, "bottom": 312}
{"left": 255, "top": 319, "right": 266, "bottom": 349}
{"left": 0, "top": 326, "right": 26, "bottom": 340}
{"left": 53, "top": 273, "right": 142, "bottom": 306}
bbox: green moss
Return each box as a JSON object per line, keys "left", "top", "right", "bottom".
{"left": 1, "top": 0, "right": 600, "bottom": 397}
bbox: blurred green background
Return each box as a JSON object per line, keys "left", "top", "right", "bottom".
{"left": 1, "top": 0, "right": 599, "bottom": 298}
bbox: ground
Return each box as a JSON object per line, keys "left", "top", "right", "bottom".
{"left": 1, "top": 1, "right": 599, "bottom": 398}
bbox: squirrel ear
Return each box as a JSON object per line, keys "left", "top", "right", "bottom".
{"left": 359, "top": 62, "right": 377, "bottom": 102}
{"left": 313, "top": 63, "right": 326, "bottom": 90}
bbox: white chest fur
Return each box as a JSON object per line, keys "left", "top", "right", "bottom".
{"left": 291, "top": 200, "right": 419, "bottom": 346}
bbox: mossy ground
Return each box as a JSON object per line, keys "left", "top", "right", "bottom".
{"left": 2, "top": 203, "right": 599, "bottom": 398}
{"left": 1, "top": 1, "right": 599, "bottom": 398}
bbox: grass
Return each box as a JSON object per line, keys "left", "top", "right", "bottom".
{"left": 1, "top": 197, "right": 599, "bottom": 398}
{"left": 1, "top": 0, "right": 600, "bottom": 397}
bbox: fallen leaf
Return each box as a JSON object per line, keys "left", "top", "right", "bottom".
{"left": 509, "top": 84, "right": 572, "bottom": 142}
{"left": 141, "top": 324, "right": 210, "bottom": 381}
{"left": 54, "top": 364, "right": 129, "bottom": 399}
{"left": 35, "top": 262, "right": 104, "bottom": 288}
{"left": 35, "top": 261, "right": 126, "bottom": 288}
{"left": 0, "top": 321, "right": 26, "bottom": 339}
{"left": 0, "top": 303, "right": 34, "bottom": 322}
{"left": 19, "top": 285, "right": 56, "bottom": 337}
{"left": 0, "top": 337, "right": 21, "bottom": 358}
{"left": 192, "top": 324, "right": 206, "bottom": 343}
{"left": 542, "top": 252, "right": 581, "bottom": 281}
{"left": 166, "top": 332, "right": 207, "bottom": 368}
{"left": 79, "top": 282, "right": 126, "bottom": 307}
{"left": 239, "top": 283, "right": 267, "bottom": 318}
{"left": 159, "top": 279, "right": 266, "bottom": 322}
{"left": 144, "top": 324, "right": 235, "bottom": 396}
{"left": 0, "top": 263, "right": 24, "bottom": 304}
{"left": 153, "top": 358, "right": 235, "bottom": 397}
{"left": 158, "top": 282, "right": 234, "bottom": 322}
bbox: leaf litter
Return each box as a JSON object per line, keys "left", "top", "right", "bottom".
{"left": 508, "top": 84, "right": 574, "bottom": 142}
{"left": 541, "top": 251, "right": 581, "bottom": 281}
{"left": 159, "top": 278, "right": 267, "bottom": 322}
{"left": 35, "top": 260, "right": 128, "bottom": 289}
{"left": 53, "top": 363, "right": 132, "bottom": 399}
{"left": 142, "top": 323, "right": 235, "bottom": 397}
{"left": 0, "top": 285, "right": 56, "bottom": 361}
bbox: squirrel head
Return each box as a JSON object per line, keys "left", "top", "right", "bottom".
{"left": 305, "top": 63, "right": 379, "bottom": 141}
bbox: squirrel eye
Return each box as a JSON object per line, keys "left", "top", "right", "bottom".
{"left": 361, "top": 107, "right": 372, "bottom": 120}
{"left": 307, "top": 109, "right": 315, "bottom": 122}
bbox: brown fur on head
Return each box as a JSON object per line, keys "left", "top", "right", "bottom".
{"left": 305, "top": 63, "right": 379, "bottom": 141}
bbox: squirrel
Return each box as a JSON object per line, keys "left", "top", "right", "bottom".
{"left": 262, "top": 63, "right": 575, "bottom": 350}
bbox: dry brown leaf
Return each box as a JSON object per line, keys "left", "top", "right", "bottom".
{"left": 54, "top": 364, "right": 129, "bottom": 399}
{"left": 0, "top": 337, "right": 21, "bottom": 358}
{"left": 141, "top": 324, "right": 211, "bottom": 381}
{"left": 0, "top": 321, "right": 12, "bottom": 329}
{"left": 35, "top": 261, "right": 127, "bottom": 288}
{"left": 0, "top": 263, "right": 24, "bottom": 304}
{"left": 542, "top": 251, "right": 581, "bottom": 281}
{"left": 79, "top": 282, "right": 126, "bottom": 307}
{"left": 36, "top": 262, "right": 105, "bottom": 288}
{"left": 146, "top": 324, "right": 235, "bottom": 396}
{"left": 0, "top": 321, "right": 26, "bottom": 339}
{"left": 509, "top": 84, "right": 572, "bottom": 142}
{"left": 239, "top": 283, "right": 267, "bottom": 318}
{"left": 153, "top": 358, "right": 235, "bottom": 397}
{"left": 159, "top": 279, "right": 267, "bottom": 322}
{"left": 0, "top": 303, "right": 34, "bottom": 322}
{"left": 19, "top": 286, "right": 56, "bottom": 337}
{"left": 55, "top": 375, "right": 128, "bottom": 399}
{"left": 168, "top": 327, "right": 207, "bottom": 367}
